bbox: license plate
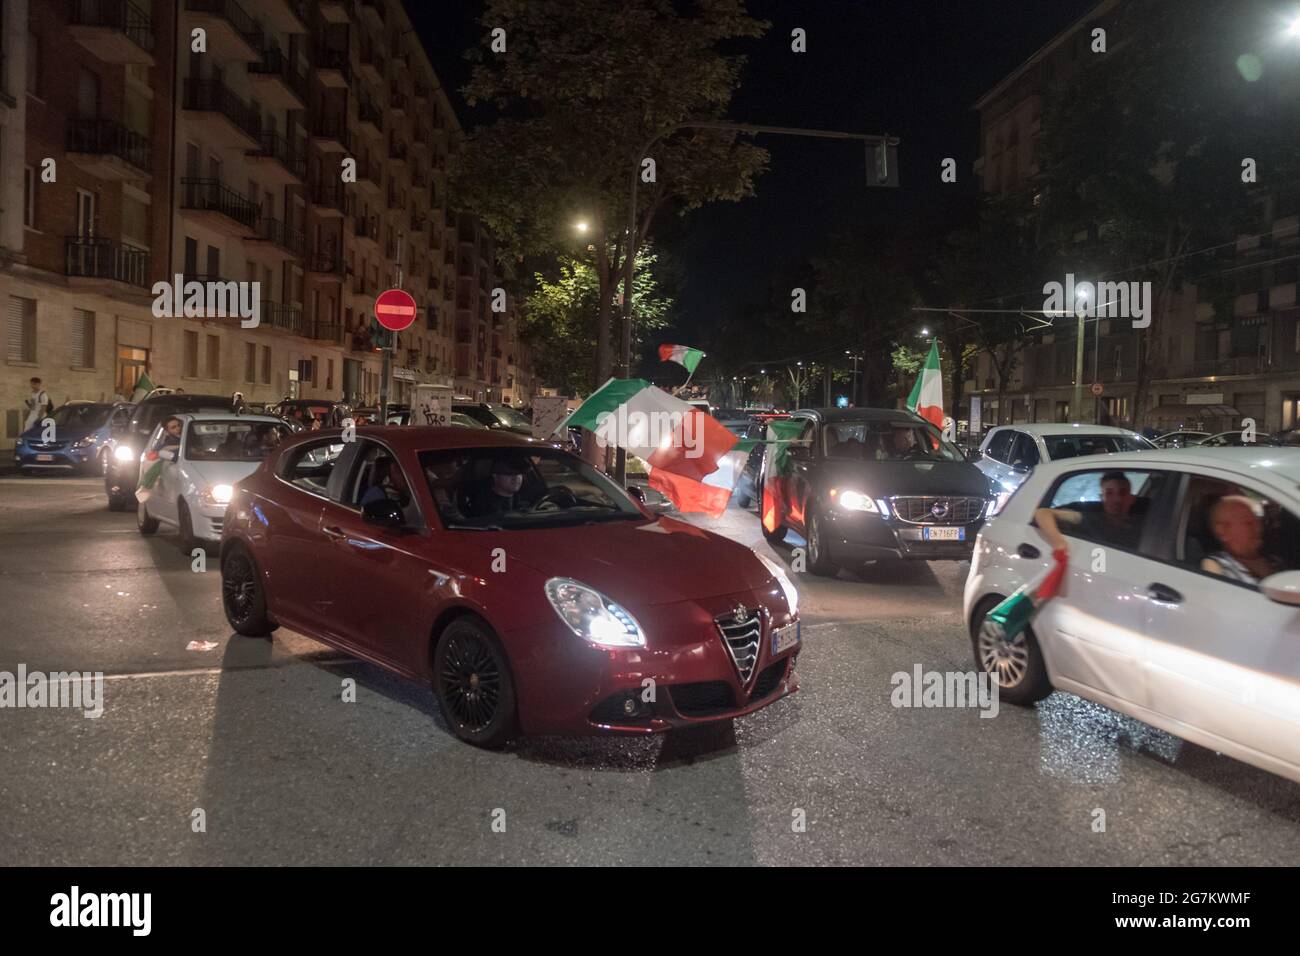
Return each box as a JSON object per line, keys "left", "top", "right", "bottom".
{"left": 36, "top": 454, "right": 54, "bottom": 462}
{"left": 772, "top": 620, "right": 800, "bottom": 655}
{"left": 923, "top": 526, "right": 965, "bottom": 541}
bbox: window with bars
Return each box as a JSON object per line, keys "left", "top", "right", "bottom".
{"left": 7, "top": 296, "right": 36, "bottom": 363}
{"left": 184, "top": 331, "right": 199, "bottom": 377}
{"left": 72, "top": 309, "right": 96, "bottom": 368}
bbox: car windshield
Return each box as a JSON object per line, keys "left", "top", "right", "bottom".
{"left": 49, "top": 404, "right": 111, "bottom": 429}
{"left": 185, "top": 421, "right": 291, "bottom": 461}
{"left": 420, "top": 448, "right": 643, "bottom": 530}
{"left": 492, "top": 405, "right": 532, "bottom": 430}
{"left": 139, "top": 403, "right": 231, "bottom": 435}
{"left": 1044, "top": 434, "right": 1155, "bottom": 459}
{"left": 823, "top": 420, "right": 964, "bottom": 462}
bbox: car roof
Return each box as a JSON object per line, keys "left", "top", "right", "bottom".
{"left": 791, "top": 407, "right": 925, "bottom": 424}
{"left": 277, "top": 425, "right": 549, "bottom": 454}
{"left": 1026, "top": 445, "right": 1300, "bottom": 485}
{"left": 991, "top": 422, "right": 1141, "bottom": 437}
{"left": 138, "top": 393, "right": 231, "bottom": 408}
{"left": 176, "top": 413, "right": 287, "bottom": 424}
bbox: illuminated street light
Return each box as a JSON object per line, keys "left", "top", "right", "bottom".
{"left": 574, "top": 220, "right": 589, "bottom": 233}
{"left": 1286, "top": 15, "right": 1300, "bottom": 37}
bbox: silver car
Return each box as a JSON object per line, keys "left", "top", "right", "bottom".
{"left": 976, "top": 423, "right": 1156, "bottom": 496}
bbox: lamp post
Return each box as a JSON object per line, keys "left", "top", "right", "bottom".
{"left": 1073, "top": 287, "right": 1089, "bottom": 422}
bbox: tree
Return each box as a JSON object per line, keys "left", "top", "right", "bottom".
{"left": 450, "top": 0, "right": 770, "bottom": 385}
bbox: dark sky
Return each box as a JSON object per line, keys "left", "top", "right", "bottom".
{"left": 410, "top": 0, "right": 1098, "bottom": 344}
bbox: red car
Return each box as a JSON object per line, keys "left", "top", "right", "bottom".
{"left": 219, "top": 427, "right": 801, "bottom": 747}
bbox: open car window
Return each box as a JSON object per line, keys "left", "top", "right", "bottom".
{"left": 279, "top": 439, "right": 347, "bottom": 495}
{"left": 185, "top": 421, "right": 290, "bottom": 461}
{"left": 1041, "top": 468, "right": 1173, "bottom": 552}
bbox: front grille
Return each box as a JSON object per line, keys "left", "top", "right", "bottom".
{"left": 30, "top": 441, "right": 68, "bottom": 450}
{"left": 750, "top": 658, "right": 787, "bottom": 701}
{"left": 889, "top": 495, "right": 986, "bottom": 524}
{"left": 669, "top": 681, "right": 736, "bottom": 717}
{"left": 209, "top": 518, "right": 224, "bottom": 534}
{"left": 716, "top": 609, "right": 762, "bottom": 683}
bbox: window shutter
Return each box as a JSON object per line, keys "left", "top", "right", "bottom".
{"left": 7, "top": 296, "right": 24, "bottom": 362}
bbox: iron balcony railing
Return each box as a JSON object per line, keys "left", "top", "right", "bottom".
{"left": 263, "top": 300, "right": 306, "bottom": 336}
{"left": 180, "top": 177, "right": 260, "bottom": 230}
{"left": 389, "top": 140, "right": 408, "bottom": 162}
{"left": 183, "top": 78, "right": 261, "bottom": 141}
{"left": 308, "top": 251, "right": 343, "bottom": 274}
{"left": 249, "top": 131, "right": 306, "bottom": 181}
{"left": 66, "top": 117, "right": 151, "bottom": 171}
{"left": 315, "top": 47, "right": 351, "bottom": 82}
{"left": 358, "top": 97, "right": 384, "bottom": 131}
{"left": 308, "top": 180, "right": 346, "bottom": 212}
{"left": 70, "top": 0, "right": 155, "bottom": 54}
{"left": 183, "top": 0, "right": 263, "bottom": 52}
{"left": 65, "top": 236, "right": 150, "bottom": 287}
{"left": 248, "top": 45, "right": 306, "bottom": 99}
{"left": 255, "top": 217, "right": 306, "bottom": 255}
{"left": 310, "top": 322, "right": 342, "bottom": 342}
{"left": 311, "top": 114, "right": 350, "bottom": 150}
{"left": 353, "top": 215, "right": 379, "bottom": 242}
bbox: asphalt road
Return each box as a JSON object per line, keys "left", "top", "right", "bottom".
{"left": 1, "top": 476, "right": 1297, "bottom": 865}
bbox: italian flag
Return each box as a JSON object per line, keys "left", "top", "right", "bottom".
{"left": 980, "top": 548, "right": 1069, "bottom": 647}
{"left": 561, "top": 378, "right": 753, "bottom": 517}
{"left": 761, "top": 417, "right": 807, "bottom": 533}
{"left": 906, "top": 340, "right": 944, "bottom": 429}
{"left": 130, "top": 371, "right": 155, "bottom": 403}
{"left": 657, "top": 343, "right": 705, "bottom": 375}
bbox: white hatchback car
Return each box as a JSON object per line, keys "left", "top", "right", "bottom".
{"left": 976, "top": 423, "right": 1155, "bottom": 495}
{"left": 964, "top": 447, "right": 1300, "bottom": 784}
{"left": 136, "top": 414, "right": 291, "bottom": 547}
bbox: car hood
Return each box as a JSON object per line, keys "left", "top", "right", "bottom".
{"left": 186, "top": 460, "right": 266, "bottom": 488}
{"left": 20, "top": 424, "right": 97, "bottom": 442}
{"left": 484, "top": 515, "right": 774, "bottom": 607}
{"left": 819, "top": 459, "right": 996, "bottom": 497}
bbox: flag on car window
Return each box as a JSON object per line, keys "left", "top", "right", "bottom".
{"left": 980, "top": 547, "right": 1069, "bottom": 647}
{"left": 760, "top": 417, "right": 807, "bottom": 534}
{"left": 906, "top": 340, "right": 944, "bottom": 429}
{"left": 657, "top": 343, "right": 705, "bottom": 374}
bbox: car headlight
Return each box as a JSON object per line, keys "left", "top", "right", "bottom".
{"left": 754, "top": 551, "right": 799, "bottom": 616}
{"left": 113, "top": 445, "right": 137, "bottom": 462}
{"left": 201, "top": 484, "right": 234, "bottom": 505}
{"left": 837, "top": 489, "right": 882, "bottom": 513}
{"left": 544, "top": 578, "right": 645, "bottom": 647}
{"left": 72, "top": 436, "right": 96, "bottom": 449}
{"left": 987, "top": 490, "right": 1013, "bottom": 517}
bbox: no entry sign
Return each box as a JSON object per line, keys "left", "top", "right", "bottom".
{"left": 375, "top": 288, "right": 418, "bottom": 331}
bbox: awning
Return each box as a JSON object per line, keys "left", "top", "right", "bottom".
{"left": 1148, "top": 403, "right": 1239, "bottom": 418}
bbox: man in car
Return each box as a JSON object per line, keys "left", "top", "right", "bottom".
{"left": 154, "top": 416, "right": 184, "bottom": 452}
{"left": 360, "top": 456, "right": 410, "bottom": 509}
{"left": 1034, "top": 470, "right": 1142, "bottom": 552}
{"left": 465, "top": 458, "right": 529, "bottom": 517}
{"left": 1202, "top": 494, "right": 1282, "bottom": 586}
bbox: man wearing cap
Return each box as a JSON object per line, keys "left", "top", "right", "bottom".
{"left": 466, "top": 458, "right": 528, "bottom": 517}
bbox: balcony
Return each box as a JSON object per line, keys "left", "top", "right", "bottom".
{"left": 352, "top": 215, "right": 379, "bottom": 246}
{"left": 66, "top": 118, "right": 151, "bottom": 181}
{"left": 359, "top": 0, "right": 386, "bottom": 30}
{"left": 412, "top": 168, "right": 427, "bottom": 188}
{"left": 413, "top": 83, "right": 430, "bottom": 103}
{"left": 386, "top": 188, "right": 402, "bottom": 210}
{"left": 389, "top": 140, "right": 409, "bottom": 165}
{"left": 246, "top": 131, "right": 306, "bottom": 185}
{"left": 356, "top": 160, "right": 382, "bottom": 194}
{"left": 247, "top": 216, "right": 306, "bottom": 260}
{"left": 357, "top": 96, "right": 384, "bottom": 137}
{"left": 182, "top": 0, "right": 263, "bottom": 62}
{"left": 314, "top": 48, "right": 351, "bottom": 88}
{"left": 319, "top": 0, "right": 350, "bottom": 24}
{"left": 182, "top": 78, "right": 261, "bottom": 149}
{"left": 180, "top": 178, "right": 259, "bottom": 235}
{"left": 308, "top": 180, "right": 346, "bottom": 216}
{"left": 310, "top": 321, "right": 343, "bottom": 343}
{"left": 310, "top": 114, "right": 350, "bottom": 153}
{"left": 65, "top": 236, "right": 150, "bottom": 288}
{"left": 358, "top": 42, "right": 384, "bottom": 87}
{"left": 307, "top": 248, "right": 345, "bottom": 279}
{"left": 262, "top": 0, "right": 308, "bottom": 34}
{"left": 263, "top": 300, "right": 306, "bottom": 336}
{"left": 410, "top": 214, "right": 427, "bottom": 233}
{"left": 69, "top": 0, "right": 155, "bottom": 65}
{"left": 390, "top": 92, "right": 407, "bottom": 115}
{"left": 248, "top": 46, "right": 306, "bottom": 110}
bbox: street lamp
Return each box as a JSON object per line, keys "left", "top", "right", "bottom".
{"left": 574, "top": 220, "right": 589, "bottom": 233}
{"left": 1073, "top": 286, "right": 1091, "bottom": 422}
{"left": 1286, "top": 15, "right": 1300, "bottom": 37}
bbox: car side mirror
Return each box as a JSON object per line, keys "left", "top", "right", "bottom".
{"left": 361, "top": 497, "right": 406, "bottom": 528}
{"left": 1260, "top": 570, "right": 1300, "bottom": 606}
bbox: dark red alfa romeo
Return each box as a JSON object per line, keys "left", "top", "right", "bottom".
{"left": 219, "top": 427, "right": 801, "bottom": 747}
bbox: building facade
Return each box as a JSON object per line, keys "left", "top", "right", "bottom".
{"left": 3, "top": 0, "right": 533, "bottom": 455}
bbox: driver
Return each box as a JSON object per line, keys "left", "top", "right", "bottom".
{"left": 465, "top": 457, "right": 528, "bottom": 517}
{"left": 360, "top": 456, "right": 410, "bottom": 508}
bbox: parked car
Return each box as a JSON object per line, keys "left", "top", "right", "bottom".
{"left": 976, "top": 423, "right": 1155, "bottom": 495}
{"left": 1152, "top": 429, "right": 1210, "bottom": 448}
{"left": 1198, "top": 430, "right": 1283, "bottom": 447}
{"left": 760, "top": 408, "right": 997, "bottom": 574}
{"left": 388, "top": 408, "right": 490, "bottom": 429}
{"left": 452, "top": 402, "right": 534, "bottom": 435}
{"left": 219, "top": 427, "right": 801, "bottom": 747}
{"left": 964, "top": 446, "right": 1300, "bottom": 785}
{"left": 105, "top": 393, "right": 235, "bottom": 510}
{"left": 13, "top": 401, "right": 132, "bottom": 475}
{"left": 136, "top": 415, "right": 291, "bottom": 548}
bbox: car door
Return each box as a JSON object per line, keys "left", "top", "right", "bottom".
{"left": 1136, "top": 468, "right": 1300, "bottom": 775}
{"left": 978, "top": 428, "right": 1014, "bottom": 489}
{"left": 784, "top": 419, "right": 817, "bottom": 532}
{"left": 1028, "top": 466, "right": 1179, "bottom": 709}
{"left": 315, "top": 440, "right": 434, "bottom": 670}
{"left": 142, "top": 424, "right": 180, "bottom": 525}
{"left": 1005, "top": 431, "right": 1039, "bottom": 488}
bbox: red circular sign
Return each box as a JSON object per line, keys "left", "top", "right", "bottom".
{"left": 375, "top": 288, "right": 418, "bottom": 332}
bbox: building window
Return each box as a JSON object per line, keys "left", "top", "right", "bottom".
{"left": 72, "top": 310, "right": 96, "bottom": 369}
{"left": 326, "top": 358, "right": 334, "bottom": 391}
{"left": 6, "top": 296, "right": 37, "bottom": 363}
{"left": 27, "top": 28, "right": 40, "bottom": 98}
{"left": 183, "top": 331, "right": 199, "bottom": 377}
{"left": 245, "top": 342, "right": 257, "bottom": 384}
{"left": 23, "top": 166, "right": 35, "bottom": 228}
{"left": 261, "top": 345, "right": 272, "bottom": 384}
{"left": 206, "top": 334, "right": 220, "bottom": 378}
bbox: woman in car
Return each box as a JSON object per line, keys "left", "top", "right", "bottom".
{"left": 1201, "top": 495, "right": 1282, "bottom": 586}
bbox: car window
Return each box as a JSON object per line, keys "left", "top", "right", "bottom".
{"left": 1044, "top": 434, "right": 1153, "bottom": 458}
{"left": 186, "top": 421, "right": 290, "bottom": 461}
{"left": 345, "top": 442, "right": 421, "bottom": 527}
{"left": 823, "top": 420, "right": 963, "bottom": 462}
{"left": 1175, "top": 474, "right": 1300, "bottom": 589}
{"left": 279, "top": 439, "right": 347, "bottom": 496}
{"left": 1040, "top": 468, "right": 1174, "bottom": 552}
{"left": 1009, "top": 433, "right": 1039, "bottom": 467}
{"left": 985, "top": 429, "right": 1012, "bottom": 463}
{"left": 52, "top": 404, "right": 111, "bottom": 429}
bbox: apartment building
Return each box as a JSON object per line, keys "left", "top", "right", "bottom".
{"left": 3, "top": 0, "right": 533, "bottom": 455}
{"left": 966, "top": 0, "right": 1300, "bottom": 434}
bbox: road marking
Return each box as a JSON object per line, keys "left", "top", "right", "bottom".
{"left": 99, "top": 657, "right": 360, "bottom": 682}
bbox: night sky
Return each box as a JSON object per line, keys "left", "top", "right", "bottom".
{"left": 411, "top": 0, "right": 1098, "bottom": 350}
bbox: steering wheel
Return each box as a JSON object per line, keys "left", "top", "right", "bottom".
{"left": 531, "top": 486, "right": 578, "bottom": 512}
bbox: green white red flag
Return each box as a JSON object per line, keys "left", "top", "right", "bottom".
{"left": 560, "top": 378, "right": 753, "bottom": 517}
{"left": 760, "top": 417, "right": 807, "bottom": 534}
{"left": 979, "top": 548, "right": 1069, "bottom": 646}
{"left": 906, "top": 340, "right": 944, "bottom": 429}
{"left": 657, "top": 343, "right": 705, "bottom": 374}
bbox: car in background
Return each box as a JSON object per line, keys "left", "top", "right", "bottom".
{"left": 760, "top": 408, "right": 997, "bottom": 574}
{"left": 388, "top": 408, "right": 490, "bottom": 429}
{"left": 14, "top": 401, "right": 132, "bottom": 475}
{"left": 1198, "top": 430, "right": 1283, "bottom": 447}
{"left": 716, "top": 414, "right": 771, "bottom": 509}
{"left": 137, "top": 415, "right": 291, "bottom": 548}
{"left": 964, "top": 447, "right": 1300, "bottom": 785}
{"left": 271, "top": 399, "right": 352, "bottom": 430}
{"left": 219, "top": 427, "right": 801, "bottom": 747}
{"left": 453, "top": 402, "right": 534, "bottom": 435}
{"left": 976, "top": 423, "right": 1155, "bottom": 496}
{"left": 1152, "top": 429, "right": 1210, "bottom": 448}
{"left": 105, "top": 393, "right": 235, "bottom": 510}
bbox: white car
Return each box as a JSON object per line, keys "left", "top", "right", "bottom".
{"left": 136, "top": 414, "right": 291, "bottom": 547}
{"left": 976, "top": 423, "right": 1155, "bottom": 495}
{"left": 964, "top": 446, "right": 1300, "bottom": 784}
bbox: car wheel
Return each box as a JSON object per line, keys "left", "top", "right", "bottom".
{"left": 178, "top": 500, "right": 199, "bottom": 551}
{"left": 221, "top": 544, "right": 276, "bottom": 637}
{"left": 433, "top": 616, "right": 518, "bottom": 749}
{"left": 805, "top": 506, "right": 838, "bottom": 576}
{"left": 137, "top": 501, "right": 159, "bottom": 535}
{"left": 970, "top": 595, "right": 1051, "bottom": 704}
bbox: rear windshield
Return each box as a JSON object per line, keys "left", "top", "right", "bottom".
{"left": 1044, "top": 434, "right": 1155, "bottom": 459}
{"left": 50, "top": 404, "right": 112, "bottom": 429}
